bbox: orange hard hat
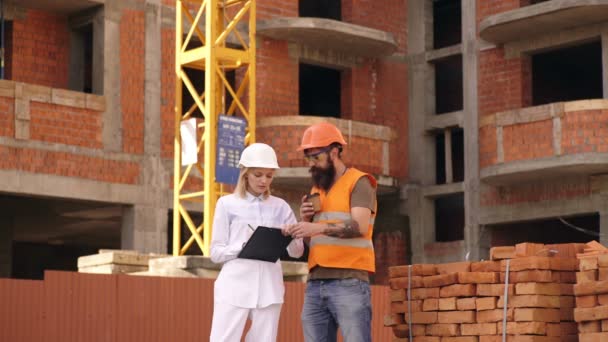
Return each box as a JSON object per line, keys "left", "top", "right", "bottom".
{"left": 297, "top": 122, "right": 347, "bottom": 151}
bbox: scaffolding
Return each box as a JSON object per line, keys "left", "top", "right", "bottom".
{"left": 173, "top": 0, "right": 256, "bottom": 255}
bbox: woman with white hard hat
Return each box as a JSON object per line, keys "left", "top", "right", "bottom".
{"left": 209, "top": 143, "right": 304, "bottom": 342}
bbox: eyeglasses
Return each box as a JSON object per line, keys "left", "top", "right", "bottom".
{"left": 304, "top": 146, "right": 333, "bottom": 162}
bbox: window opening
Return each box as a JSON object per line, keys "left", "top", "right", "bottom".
{"left": 434, "top": 54, "right": 463, "bottom": 114}
{"left": 69, "top": 23, "right": 94, "bottom": 93}
{"left": 299, "top": 63, "right": 341, "bottom": 118}
{"left": 451, "top": 128, "right": 464, "bottom": 182}
{"left": 435, "top": 193, "right": 465, "bottom": 242}
{"left": 523, "top": 0, "right": 551, "bottom": 6}
{"left": 532, "top": 41, "right": 602, "bottom": 105}
{"left": 435, "top": 127, "right": 464, "bottom": 184}
{"left": 489, "top": 214, "right": 599, "bottom": 246}
{"left": 299, "top": 0, "right": 341, "bottom": 20}
{"left": 433, "top": 0, "right": 461, "bottom": 49}
{"left": 2, "top": 21, "right": 12, "bottom": 80}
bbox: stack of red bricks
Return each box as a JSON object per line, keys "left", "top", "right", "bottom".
{"left": 573, "top": 241, "right": 608, "bottom": 341}
{"left": 386, "top": 242, "right": 584, "bottom": 342}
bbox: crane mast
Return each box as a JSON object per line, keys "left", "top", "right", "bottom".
{"left": 173, "top": 0, "right": 256, "bottom": 255}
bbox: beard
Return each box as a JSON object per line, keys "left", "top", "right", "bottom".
{"left": 310, "top": 159, "right": 336, "bottom": 192}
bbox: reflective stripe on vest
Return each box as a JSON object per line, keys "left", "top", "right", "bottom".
{"left": 314, "top": 211, "right": 376, "bottom": 225}
{"left": 310, "top": 236, "right": 374, "bottom": 248}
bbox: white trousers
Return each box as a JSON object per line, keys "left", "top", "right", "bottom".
{"left": 209, "top": 302, "right": 282, "bottom": 342}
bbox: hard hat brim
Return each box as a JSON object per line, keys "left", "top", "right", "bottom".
{"left": 297, "top": 141, "right": 347, "bottom": 152}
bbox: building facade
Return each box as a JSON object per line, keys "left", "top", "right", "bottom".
{"left": 0, "top": 0, "right": 408, "bottom": 284}
{"left": 1, "top": 0, "right": 606, "bottom": 284}
{"left": 407, "top": 0, "right": 608, "bottom": 265}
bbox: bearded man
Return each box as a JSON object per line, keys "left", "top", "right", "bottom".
{"left": 285, "top": 121, "right": 377, "bottom": 342}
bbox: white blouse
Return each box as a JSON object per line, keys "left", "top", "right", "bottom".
{"left": 210, "top": 192, "right": 304, "bottom": 308}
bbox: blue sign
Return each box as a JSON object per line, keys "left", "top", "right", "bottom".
{"left": 216, "top": 115, "right": 246, "bottom": 185}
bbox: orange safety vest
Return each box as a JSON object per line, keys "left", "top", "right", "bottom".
{"left": 308, "top": 168, "right": 377, "bottom": 273}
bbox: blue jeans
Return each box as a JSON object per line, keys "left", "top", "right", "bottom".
{"left": 301, "top": 279, "right": 372, "bottom": 342}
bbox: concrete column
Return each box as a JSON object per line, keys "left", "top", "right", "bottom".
{"left": 116, "top": 0, "right": 169, "bottom": 254}
{"left": 121, "top": 204, "right": 168, "bottom": 253}
{"left": 102, "top": 0, "right": 123, "bottom": 151}
{"left": 0, "top": 217, "right": 13, "bottom": 278}
{"left": 602, "top": 31, "right": 608, "bottom": 99}
{"left": 406, "top": 1, "right": 438, "bottom": 264}
{"left": 601, "top": 212, "right": 608, "bottom": 247}
{"left": 120, "top": 0, "right": 170, "bottom": 254}
{"left": 407, "top": 186, "right": 435, "bottom": 264}
{"left": 145, "top": 0, "right": 162, "bottom": 156}
{"left": 92, "top": 8, "right": 105, "bottom": 95}
{"left": 462, "top": 0, "right": 482, "bottom": 260}
{"left": 444, "top": 129, "right": 453, "bottom": 183}
{"left": 599, "top": 194, "right": 608, "bottom": 247}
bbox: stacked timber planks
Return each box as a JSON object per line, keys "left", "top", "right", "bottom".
{"left": 573, "top": 241, "right": 608, "bottom": 342}
{"left": 386, "top": 242, "right": 585, "bottom": 342}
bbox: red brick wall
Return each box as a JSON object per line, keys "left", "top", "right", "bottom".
{"left": 480, "top": 178, "right": 591, "bottom": 206}
{"left": 120, "top": 10, "right": 145, "bottom": 154}
{"left": 344, "top": 64, "right": 373, "bottom": 122}
{"left": 377, "top": 61, "right": 407, "bottom": 178}
{"left": 29, "top": 102, "right": 102, "bottom": 149}
{"left": 174, "top": 174, "right": 204, "bottom": 193}
{"left": 161, "top": 27, "right": 176, "bottom": 159}
{"left": 341, "top": 61, "right": 407, "bottom": 177}
{"left": 255, "top": 0, "right": 408, "bottom": 178}
{"left": 342, "top": 0, "right": 407, "bottom": 55}
{"left": 256, "top": 39, "right": 298, "bottom": 117}
{"left": 169, "top": 0, "right": 408, "bottom": 178}
{"left": 257, "top": 0, "right": 297, "bottom": 20}
{"left": 562, "top": 109, "right": 608, "bottom": 154}
{"left": 476, "top": 0, "right": 601, "bottom": 212}
{"left": 257, "top": 126, "right": 304, "bottom": 168}
{"left": 374, "top": 231, "right": 407, "bottom": 285}
{"left": 477, "top": 0, "right": 522, "bottom": 23}
{"left": 0, "top": 96, "right": 14, "bottom": 137}
{"left": 478, "top": 47, "right": 531, "bottom": 168}
{"left": 11, "top": 10, "right": 69, "bottom": 89}
{"left": 475, "top": 0, "right": 597, "bottom": 211}
{"left": 479, "top": 49, "right": 531, "bottom": 119}
{"left": 346, "top": 136, "right": 383, "bottom": 175}
{"left": 343, "top": 0, "right": 408, "bottom": 177}
{"left": 479, "top": 126, "right": 497, "bottom": 168}
{"left": 502, "top": 120, "right": 553, "bottom": 162}
{"left": 258, "top": 125, "right": 387, "bottom": 176}
{"left": 0, "top": 146, "right": 140, "bottom": 184}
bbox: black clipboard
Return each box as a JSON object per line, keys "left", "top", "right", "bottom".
{"left": 237, "top": 226, "right": 293, "bottom": 263}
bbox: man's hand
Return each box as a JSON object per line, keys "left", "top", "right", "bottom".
{"left": 299, "top": 195, "right": 315, "bottom": 222}
{"left": 285, "top": 222, "right": 323, "bottom": 239}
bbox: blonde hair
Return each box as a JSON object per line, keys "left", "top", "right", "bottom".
{"left": 234, "top": 167, "right": 272, "bottom": 199}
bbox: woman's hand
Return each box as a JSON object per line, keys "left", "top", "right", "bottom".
{"left": 285, "top": 221, "right": 323, "bottom": 239}
{"left": 281, "top": 224, "right": 293, "bottom": 236}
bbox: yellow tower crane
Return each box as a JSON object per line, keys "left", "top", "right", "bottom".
{"left": 173, "top": 0, "right": 256, "bottom": 256}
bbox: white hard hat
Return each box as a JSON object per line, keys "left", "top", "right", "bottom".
{"left": 238, "top": 143, "right": 280, "bottom": 169}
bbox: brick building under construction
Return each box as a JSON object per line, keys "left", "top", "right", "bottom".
{"left": 0, "top": 0, "right": 607, "bottom": 286}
